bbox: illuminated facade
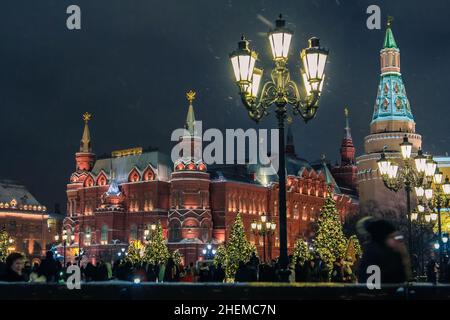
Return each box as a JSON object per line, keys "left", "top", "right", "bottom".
{"left": 0, "top": 180, "right": 60, "bottom": 260}
{"left": 64, "top": 93, "right": 356, "bottom": 264}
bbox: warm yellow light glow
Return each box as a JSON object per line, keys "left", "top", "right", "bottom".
{"left": 400, "top": 136, "right": 412, "bottom": 159}
{"left": 443, "top": 177, "right": 450, "bottom": 195}
{"left": 387, "top": 163, "right": 398, "bottom": 179}
{"left": 425, "top": 158, "right": 437, "bottom": 177}
{"left": 246, "top": 68, "right": 263, "bottom": 98}
{"left": 269, "top": 32, "right": 292, "bottom": 60}
{"left": 434, "top": 172, "right": 443, "bottom": 184}
{"left": 377, "top": 154, "right": 390, "bottom": 175}
{"left": 425, "top": 188, "right": 433, "bottom": 200}
{"left": 415, "top": 186, "right": 425, "bottom": 198}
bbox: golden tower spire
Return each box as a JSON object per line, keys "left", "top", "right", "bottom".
{"left": 186, "top": 90, "right": 196, "bottom": 106}
{"left": 80, "top": 112, "right": 92, "bottom": 153}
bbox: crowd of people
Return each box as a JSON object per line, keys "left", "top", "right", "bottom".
{"left": 1, "top": 218, "right": 450, "bottom": 284}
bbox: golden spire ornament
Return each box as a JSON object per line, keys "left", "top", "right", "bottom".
{"left": 83, "top": 112, "right": 92, "bottom": 123}
{"left": 186, "top": 90, "right": 196, "bottom": 105}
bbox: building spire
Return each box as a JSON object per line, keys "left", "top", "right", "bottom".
{"left": 185, "top": 90, "right": 196, "bottom": 136}
{"left": 383, "top": 16, "right": 398, "bottom": 49}
{"left": 285, "top": 122, "right": 295, "bottom": 155}
{"left": 80, "top": 112, "right": 92, "bottom": 153}
{"left": 344, "top": 107, "right": 352, "bottom": 139}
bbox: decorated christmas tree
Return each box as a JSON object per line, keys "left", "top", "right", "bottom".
{"left": 143, "top": 222, "right": 170, "bottom": 265}
{"left": 214, "top": 213, "right": 255, "bottom": 280}
{"left": 292, "top": 238, "right": 313, "bottom": 265}
{"left": 313, "top": 191, "right": 347, "bottom": 272}
{"left": 126, "top": 240, "right": 144, "bottom": 264}
{"left": 0, "top": 230, "right": 11, "bottom": 262}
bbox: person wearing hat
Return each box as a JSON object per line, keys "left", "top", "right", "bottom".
{"left": 356, "top": 217, "right": 411, "bottom": 284}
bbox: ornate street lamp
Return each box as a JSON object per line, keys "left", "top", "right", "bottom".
{"left": 419, "top": 172, "right": 450, "bottom": 277}
{"left": 230, "top": 14, "right": 328, "bottom": 271}
{"left": 377, "top": 136, "right": 433, "bottom": 258}
{"left": 202, "top": 243, "right": 216, "bottom": 260}
{"left": 251, "top": 214, "right": 276, "bottom": 262}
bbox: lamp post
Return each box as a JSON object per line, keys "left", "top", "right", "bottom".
{"left": 377, "top": 136, "right": 434, "bottom": 260}
{"left": 229, "top": 14, "right": 328, "bottom": 271}
{"left": 420, "top": 174, "right": 450, "bottom": 277}
{"left": 202, "top": 243, "right": 217, "bottom": 260}
{"left": 251, "top": 214, "right": 276, "bottom": 262}
{"left": 410, "top": 203, "right": 435, "bottom": 277}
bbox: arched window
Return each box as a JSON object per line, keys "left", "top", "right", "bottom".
{"left": 101, "top": 224, "right": 108, "bottom": 243}
{"left": 143, "top": 167, "right": 155, "bottom": 181}
{"left": 169, "top": 221, "right": 181, "bottom": 242}
{"left": 128, "top": 168, "right": 141, "bottom": 182}
{"left": 130, "top": 224, "right": 137, "bottom": 241}
{"left": 97, "top": 173, "right": 107, "bottom": 186}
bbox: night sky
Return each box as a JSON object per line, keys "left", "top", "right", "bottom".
{"left": 0, "top": 0, "right": 449, "bottom": 210}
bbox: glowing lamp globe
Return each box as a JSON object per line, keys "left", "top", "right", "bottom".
{"left": 443, "top": 177, "right": 450, "bottom": 195}
{"left": 245, "top": 67, "right": 263, "bottom": 98}
{"left": 377, "top": 153, "right": 390, "bottom": 175}
{"left": 301, "top": 37, "right": 328, "bottom": 94}
{"left": 268, "top": 15, "right": 293, "bottom": 61}
{"left": 414, "top": 149, "right": 427, "bottom": 173}
{"left": 425, "top": 158, "right": 437, "bottom": 177}
{"left": 387, "top": 163, "right": 399, "bottom": 179}
{"left": 230, "top": 36, "right": 257, "bottom": 90}
{"left": 415, "top": 186, "right": 425, "bottom": 198}
{"left": 400, "top": 136, "right": 412, "bottom": 159}
{"left": 424, "top": 188, "right": 433, "bottom": 200}
{"left": 411, "top": 212, "right": 418, "bottom": 221}
{"left": 434, "top": 171, "right": 443, "bottom": 185}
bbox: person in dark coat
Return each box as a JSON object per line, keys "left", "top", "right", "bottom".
{"left": 0, "top": 252, "right": 26, "bottom": 282}
{"left": 234, "top": 261, "right": 247, "bottom": 282}
{"left": 331, "top": 258, "right": 345, "bottom": 282}
{"left": 357, "top": 218, "right": 411, "bottom": 284}
{"left": 164, "top": 257, "right": 176, "bottom": 282}
{"left": 38, "top": 251, "right": 58, "bottom": 282}
{"left": 214, "top": 263, "right": 225, "bottom": 282}
{"left": 146, "top": 263, "right": 158, "bottom": 282}
{"left": 426, "top": 258, "right": 438, "bottom": 283}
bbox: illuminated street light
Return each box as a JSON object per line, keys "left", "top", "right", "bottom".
{"left": 230, "top": 14, "right": 328, "bottom": 273}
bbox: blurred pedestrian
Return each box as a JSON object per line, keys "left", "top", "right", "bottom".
{"left": 0, "top": 252, "right": 26, "bottom": 282}
{"left": 38, "top": 251, "right": 58, "bottom": 282}
{"left": 357, "top": 218, "right": 411, "bottom": 284}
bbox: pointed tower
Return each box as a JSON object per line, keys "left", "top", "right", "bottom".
{"left": 356, "top": 18, "right": 422, "bottom": 215}
{"left": 285, "top": 125, "right": 295, "bottom": 155}
{"left": 331, "top": 108, "right": 358, "bottom": 195}
{"left": 75, "top": 112, "right": 96, "bottom": 171}
{"left": 340, "top": 107, "right": 355, "bottom": 165}
{"left": 169, "top": 91, "right": 212, "bottom": 263}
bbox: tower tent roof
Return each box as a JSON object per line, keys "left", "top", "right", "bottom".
{"left": 383, "top": 24, "right": 398, "bottom": 49}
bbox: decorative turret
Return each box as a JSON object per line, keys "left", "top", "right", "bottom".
{"left": 75, "top": 112, "right": 96, "bottom": 171}
{"left": 174, "top": 90, "right": 205, "bottom": 172}
{"left": 371, "top": 17, "right": 415, "bottom": 134}
{"left": 356, "top": 17, "right": 423, "bottom": 215}
{"left": 340, "top": 107, "right": 355, "bottom": 165}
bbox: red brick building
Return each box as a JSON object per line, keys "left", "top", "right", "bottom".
{"left": 64, "top": 95, "right": 357, "bottom": 265}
